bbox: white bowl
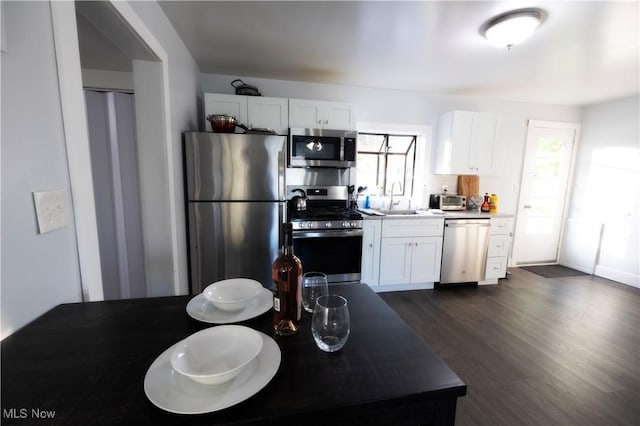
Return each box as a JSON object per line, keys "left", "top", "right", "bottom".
{"left": 170, "top": 325, "right": 263, "bottom": 385}
{"left": 203, "top": 278, "right": 263, "bottom": 312}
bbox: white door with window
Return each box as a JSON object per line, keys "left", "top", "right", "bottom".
{"left": 512, "top": 121, "right": 580, "bottom": 265}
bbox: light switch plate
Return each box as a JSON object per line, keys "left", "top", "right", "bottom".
{"left": 33, "top": 189, "right": 68, "bottom": 233}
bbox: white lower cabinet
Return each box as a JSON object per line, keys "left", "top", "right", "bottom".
{"left": 360, "top": 220, "right": 382, "bottom": 286}
{"left": 480, "top": 217, "right": 513, "bottom": 284}
{"left": 379, "top": 236, "right": 443, "bottom": 285}
{"left": 378, "top": 219, "right": 444, "bottom": 286}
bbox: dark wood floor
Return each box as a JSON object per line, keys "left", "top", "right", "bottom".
{"left": 379, "top": 268, "right": 640, "bottom": 426}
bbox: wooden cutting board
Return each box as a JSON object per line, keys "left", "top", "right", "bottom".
{"left": 457, "top": 175, "right": 479, "bottom": 197}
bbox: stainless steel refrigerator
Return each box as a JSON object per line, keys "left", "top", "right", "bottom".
{"left": 184, "top": 132, "right": 286, "bottom": 293}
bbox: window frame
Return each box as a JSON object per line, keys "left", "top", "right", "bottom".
{"left": 356, "top": 132, "right": 417, "bottom": 197}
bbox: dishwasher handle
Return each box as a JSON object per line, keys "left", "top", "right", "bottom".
{"left": 445, "top": 219, "right": 490, "bottom": 227}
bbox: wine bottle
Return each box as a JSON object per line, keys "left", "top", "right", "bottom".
{"left": 272, "top": 223, "right": 302, "bottom": 336}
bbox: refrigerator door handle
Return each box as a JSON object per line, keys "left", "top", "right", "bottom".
{"left": 278, "top": 146, "right": 286, "bottom": 201}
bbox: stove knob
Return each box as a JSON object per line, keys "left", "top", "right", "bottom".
{"left": 350, "top": 221, "right": 356, "bottom": 227}
{"left": 325, "top": 222, "right": 332, "bottom": 228}
{"left": 342, "top": 221, "right": 348, "bottom": 228}
{"left": 308, "top": 222, "right": 314, "bottom": 229}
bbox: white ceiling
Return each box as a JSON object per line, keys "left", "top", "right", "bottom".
{"left": 155, "top": 1, "right": 639, "bottom": 106}
{"left": 80, "top": 1, "right": 640, "bottom": 107}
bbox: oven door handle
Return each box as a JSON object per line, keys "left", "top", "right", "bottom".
{"left": 293, "top": 229, "right": 364, "bottom": 239}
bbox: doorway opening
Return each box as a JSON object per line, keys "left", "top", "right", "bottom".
{"left": 52, "top": 1, "right": 179, "bottom": 301}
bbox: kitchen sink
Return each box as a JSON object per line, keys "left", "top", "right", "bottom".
{"left": 376, "top": 209, "right": 418, "bottom": 216}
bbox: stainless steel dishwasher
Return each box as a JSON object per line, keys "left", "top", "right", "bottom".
{"left": 439, "top": 218, "right": 491, "bottom": 284}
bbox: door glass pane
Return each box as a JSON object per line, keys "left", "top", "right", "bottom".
{"left": 537, "top": 138, "right": 563, "bottom": 157}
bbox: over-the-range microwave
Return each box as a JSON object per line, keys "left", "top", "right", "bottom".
{"left": 288, "top": 128, "right": 357, "bottom": 168}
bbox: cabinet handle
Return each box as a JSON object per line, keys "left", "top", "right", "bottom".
{"left": 318, "top": 120, "right": 322, "bottom": 124}
{"left": 415, "top": 242, "right": 418, "bottom": 246}
{"left": 369, "top": 243, "right": 373, "bottom": 248}
{"left": 324, "top": 119, "right": 329, "bottom": 124}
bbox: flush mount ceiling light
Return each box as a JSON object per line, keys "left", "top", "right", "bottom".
{"left": 481, "top": 8, "right": 544, "bottom": 49}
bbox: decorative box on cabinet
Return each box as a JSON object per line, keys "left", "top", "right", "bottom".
{"left": 434, "top": 110, "right": 502, "bottom": 176}
{"left": 288, "top": 99, "right": 356, "bottom": 130}
{"left": 479, "top": 217, "right": 513, "bottom": 285}
{"left": 204, "top": 93, "right": 289, "bottom": 134}
{"left": 378, "top": 219, "right": 444, "bottom": 286}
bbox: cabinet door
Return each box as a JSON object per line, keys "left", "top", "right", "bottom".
{"left": 473, "top": 114, "right": 500, "bottom": 175}
{"left": 379, "top": 237, "right": 413, "bottom": 285}
{"left": 410, "top": 236, "right": 443, "bottom": 283}
{"left": 487, "top": 234, "right": 510, "bottom": 257}
{"left": 360, "top": 220, "right": 382, "bottom": 286}
{"left": 450, "top": 111, "right": 476, "bottom": 173}
{"left": 289, "top": 99, "right": 323, "bottom": 128}
{"left": 490, "top": 217, "right": 513, "bottom": 235}
{"left": 203, "top": 93, "right": 248, "bottom": 131}
{"left": 247, "top": 97, "right": 289, "bottom": 134}
{"left": 485, "top": 257, "right": 508, "bottom": 279}
{"left": 323, "top": 101, "right": 356, "bottom": 130}
{"left": 435, "top": 111, "right": 475, "bottom": 174}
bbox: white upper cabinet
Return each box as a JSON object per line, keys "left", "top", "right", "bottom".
{"left": 204, "top": 93, "right": 289, "bottom": 134}
{"left": 204, "top": 93, "right": 247, "bottom": 127}
{"left": 246, "top": 97, "right": 289, "bottom": 132}
{"left": 434, "top": 110, "right": 503, "bottom": 176}
{"left": 289, "top": 99, "right": 356, "bottom": 130}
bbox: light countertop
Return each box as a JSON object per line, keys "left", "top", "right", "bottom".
{"left": 359, "top": 209, "right": 514, "bottom": 220}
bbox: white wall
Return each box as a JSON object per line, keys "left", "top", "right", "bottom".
{"left": 565, "top": 95, "right": 640, "bottom": 287}
{"left": 128, "top": 1, "right": 200, "bottom": 296}
{"left": 202, "top": 73, "right": 583, "bottom": 215}
{"left": 1, "top": 1, "right": 82, "bottom": 339}
{"left": 0, "top": 0, "right": 200, "bottom": 339}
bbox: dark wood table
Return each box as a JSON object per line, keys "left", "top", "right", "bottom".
{"left": 1, "top": 284, "right": 466, "bottom": 425}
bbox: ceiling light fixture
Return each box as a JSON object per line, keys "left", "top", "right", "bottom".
{"left": 481, "top": 8, "right": 544, "bottom": 49}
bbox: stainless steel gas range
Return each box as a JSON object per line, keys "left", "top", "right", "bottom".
{"left": 287, "top": 185, "right": 363, "bottom": 284}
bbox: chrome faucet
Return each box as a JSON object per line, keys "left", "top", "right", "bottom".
{"left": 389, "top": 180, "right": 403, "bottom": 210}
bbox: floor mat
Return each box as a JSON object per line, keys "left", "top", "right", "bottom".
{"left": 521, "top": 265, "right": 588, "bottom": 278}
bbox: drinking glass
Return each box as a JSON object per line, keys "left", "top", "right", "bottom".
{"left": 302, "top": 272, "right": 329, "bottom": 313}
{"left": 311, "top": 295, "right": 350, "bottom": 352}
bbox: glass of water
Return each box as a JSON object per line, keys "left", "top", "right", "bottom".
{"left": 302, "top": 272, "right": 329, "bottom": 313}
{"left": 311, "top": 295, "right": 350, "bottom": 352}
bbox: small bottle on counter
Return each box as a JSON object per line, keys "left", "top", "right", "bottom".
{"left": 489, "top": 194, "right": 498, "bottom": 213}
{"left": 272, "top": 223, "right": 302, "bottom": 336}
{"left": 481, "top": 193, "right": 491, "bottom": 213}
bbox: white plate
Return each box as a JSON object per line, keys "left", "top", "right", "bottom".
{"left": 186, "top": 288, "right": 273, "bottom": 324}
{"left": 144, "top": 331, "right": 281, "bottom": 415}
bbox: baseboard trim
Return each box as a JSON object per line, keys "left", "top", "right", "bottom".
{"left": 594, "top": 265, "right": 639, "bottom": 288}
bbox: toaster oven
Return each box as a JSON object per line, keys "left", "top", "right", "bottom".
{"left": 429, "top": 194, "right": 467, "bottom": 211}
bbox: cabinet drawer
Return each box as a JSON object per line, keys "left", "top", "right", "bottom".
{"left": 489, "top": 217, "right": 512, "bottom": 235}
{"left": 382, "top": 218, "right": 444, "bottom": 238}
{"left": 487, "top": 234, "right": 510, "bottom": 257}
{"left": 485, "top": 257, "right": 507, "bottom": 279}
